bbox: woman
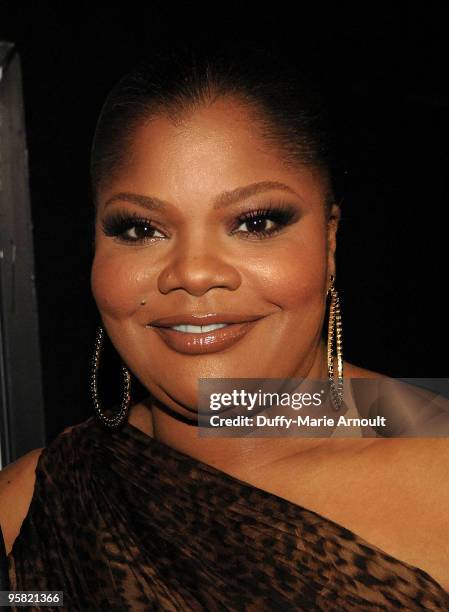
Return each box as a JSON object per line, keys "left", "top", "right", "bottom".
{"left": 1, "top": 45, "right": 449, "bottom": 610}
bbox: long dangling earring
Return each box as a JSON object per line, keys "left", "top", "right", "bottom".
{"left": 91, "top": 325, "right": 131, "bottom": 430}
{"left": 327, "top": 275, "right": 344, "bottom": 411}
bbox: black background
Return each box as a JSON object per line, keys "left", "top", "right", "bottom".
{"left": 1, "top": 3, "right": 448, "bottom": 442}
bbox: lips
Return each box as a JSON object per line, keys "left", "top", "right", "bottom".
{"left": 148, "top": 312, "right": 264, "bottom": 327}
{"left": 146, "top": 313, "right": 264, "bottom": 355}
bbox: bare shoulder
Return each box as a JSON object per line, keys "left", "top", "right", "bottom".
{"left": 357, "top": 437, "right": 449, "bottom": 592}
{"left": 0, "top": 424, "right": 76, "bottom": 556}
{"left": 0, "top": 447, "right": 44, "bottom": 555}
{"left": 331, "top": 362, "right": 449, "bottom": 589}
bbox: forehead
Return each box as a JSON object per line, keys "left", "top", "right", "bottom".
{"left": 99, "top": 98, "right": 326, "bottom": 209}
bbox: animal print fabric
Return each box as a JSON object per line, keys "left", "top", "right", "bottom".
{"left": 7, "top": 414, "right": 449, "bottom": 611}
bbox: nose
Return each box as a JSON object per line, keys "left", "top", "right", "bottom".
{"left": 157, "top": 239, "right": 242, "bottom": 297}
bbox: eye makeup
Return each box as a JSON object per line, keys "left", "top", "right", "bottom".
{"left": 101, "top": 210, "right": 165, "bottom": 244}
{"left": 230, "top": 201, "right": 299, "bottom": 240}
{"left": 100, "top": 201, "right": 300, "bottom": 245}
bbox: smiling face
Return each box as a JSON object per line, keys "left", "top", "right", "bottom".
{"left": 91, "top": 97, "right": 340, "bottom": 418}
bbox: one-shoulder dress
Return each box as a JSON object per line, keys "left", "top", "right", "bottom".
{"left": 6, "top": 409, "right": 449, "bottom": 611}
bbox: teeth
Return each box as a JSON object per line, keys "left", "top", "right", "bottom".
{"left": 170, "top": 323, "right": 230, "bottom": 333}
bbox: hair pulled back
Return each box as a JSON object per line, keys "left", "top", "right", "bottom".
{"left": 90, "top": 43, "right": 341, "bottom": 214}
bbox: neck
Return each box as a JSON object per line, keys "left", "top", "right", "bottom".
{"left": 143, "top": 341, "right": 369, "bottom": 480}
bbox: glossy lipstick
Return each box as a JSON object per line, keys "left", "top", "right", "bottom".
{"left": 146, "top": 313, "right": 264, "bottom": 355}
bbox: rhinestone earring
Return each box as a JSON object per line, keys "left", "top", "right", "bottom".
{"left": 91, "top": 325, "right": 131, "bottom": 430}
{"left": 327, "top": 275, "right": 344, "bottom": 411}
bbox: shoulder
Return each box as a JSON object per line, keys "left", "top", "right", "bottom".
{"left": 343, "top": 363, "right": 449, "bottom": 587}
{"left": 0, "top": 426, "right": 75, "bottom": 555}
{"left": 0, "top": 447, "right": 44, "bottom": 555}
{"left": 381, "top": 439, "right": 449, "bottom": 592}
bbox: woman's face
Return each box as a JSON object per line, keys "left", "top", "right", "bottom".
{"left": 91, "top": 97, "right": 339, "bottom": 416}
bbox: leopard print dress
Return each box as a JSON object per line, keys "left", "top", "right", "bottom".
{"left": 7, "top": 414, "right": 449, "bottom": 611}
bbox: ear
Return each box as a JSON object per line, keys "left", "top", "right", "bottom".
{"left": 326, "top": 203, "right": 341, "bottom": 280}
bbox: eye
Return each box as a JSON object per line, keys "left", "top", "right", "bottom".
{"left": 101, "top": 203, "right": 299, "bottom": 244}
{"left": 101, "top": 212, "right": 166, "bottom": 244}
{"left": 231, "top": 204, "right": 298, "bottom": 240}
{"left": 235, "top": 214, "right": 277, "bottom": 235}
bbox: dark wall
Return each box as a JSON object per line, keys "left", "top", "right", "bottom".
{"left": 1, "top": 4, "right": 448, "bottom": 442}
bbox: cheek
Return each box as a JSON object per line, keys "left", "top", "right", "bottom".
{"left": 90, "top": 250, "right": 146, "bottom": 320}
{"left": 251, "top": 224, "right": 328, "bottom": 312}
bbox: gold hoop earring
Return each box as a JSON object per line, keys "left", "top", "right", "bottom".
{"left": 91, "top": 325, "right": 131, "bottom": 430}
{"left": 327, "top": 275, "right": 344, "bottom": 411}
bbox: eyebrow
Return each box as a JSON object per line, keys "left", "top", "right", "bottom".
{"left": 102, "top": 181, "right": 301, "bottom": 213}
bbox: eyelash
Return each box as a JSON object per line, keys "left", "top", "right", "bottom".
{"left": 101, "top": 203, "right": 298, "bottom": 245}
